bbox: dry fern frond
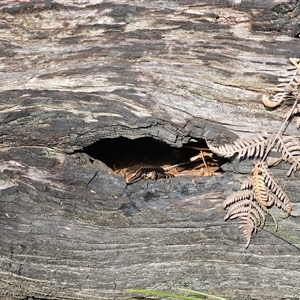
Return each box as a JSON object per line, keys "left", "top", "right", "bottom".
{"left": 224, "top": 192, "right": 266, "bottom": 248}
{"left": 224, "top": 161, "right": 292, "bottom": 247}
{"left": 255, "top": 200, "right": 278, "bottom": 230}
{"left": 239, "top": 175, "right": 279, "bottom": 227}
{"left": 262, "top": 94, "right": 282, "bottom": 108}
{"left": 252, "top": 161, "right": 292, "bottom": 214}
{"left": 267, "top": 193, "right": 291, "bottom": 217}
{"left": 224, "top": 189, "right": 253, "bottom": 215}
{"left": 224, "top": 178, "right": 266, "bottom": 248}
{"left": 252, "top": 162, "right": 270, "bottom": 207}
{"left": 276, "top": 135, "right": 300, "bottom": 176}
{"left": 238, "top": 216, "right": 256, "bottom": 248}
{"left": 222, "top": 58, "right": 298, "bottom": 248}
{"left": 262, "top": 60, "right": 300, "bottom": 108}
{"left": 259, "top": 162, "right": 291, "bottom": 214}
{"left": 207, "top": 132, "right": 271, "bottom": 160}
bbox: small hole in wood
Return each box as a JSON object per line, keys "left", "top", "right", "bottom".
{"left": 82, "top": 137, "right": 226, "bottom": 178}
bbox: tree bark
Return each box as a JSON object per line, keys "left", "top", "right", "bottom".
{"left": 0, "top": 1, "right": 300, "bottom": 299}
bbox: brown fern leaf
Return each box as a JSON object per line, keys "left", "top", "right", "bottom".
{"left": 224, "top": 189, "right": 253, "bottom": 208}
{"left": 252, "top": 161, "right": 292, "bottom": 214}
{"left": 227, "top": 196, "right": 277, "bottom": 248}
{"left": 224, "top": 165, "right": 291, "bottom": 247}
{"left": 239, "top": 176, "right": 278, "bottom": 227}
{"left": 224, "top": 192, "right": 253, "bottom": 220}
{"left": 207, "top": 133, "right": 271, "bottom": 160}
{"left": 267, "top": 193, "right": 291, "bottom": 216}
{"left": 252, "top": 162, "right": 270, "bottom": 207}
{"left": 224, "top": 178, "right": 266, "bottom": 248}
{"left": 257, "top": 200, "right": 278, "bottom": 230}
{"left": 225, "top": 194, "right": 278, "bottom": 248}
{"left": 259, "top": 162, "right": 292, "bottom": 214}
{"left": 238, "top": 215, "right": 257, "bottom": 248}
{"left": 226, "top": 199, "right": 266, "bottom": 227}
{"left": 236, "top": 200, "right": 266, "bottom": 248}
{"left": 262, "top": 66, "right": 300, "bottom": 108}
{"left": 252, "top": 201, "right": 277, "bottom": 228}
{"left": 276, "top": 135, "right": 300, "bottom": 176}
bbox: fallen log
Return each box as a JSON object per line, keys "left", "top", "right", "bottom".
{"left": 0, "top": 1, "right": 300, "bottom": 299}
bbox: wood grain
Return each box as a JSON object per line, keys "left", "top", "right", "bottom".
{"left": 0, "top": 1, "right": 300, "bottom": 299}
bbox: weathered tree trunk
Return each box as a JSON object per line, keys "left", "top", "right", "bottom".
{"left": 1, "top": 1, "right": 300, "bottom": 299}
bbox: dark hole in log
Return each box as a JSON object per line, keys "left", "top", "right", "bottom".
{"left": 83, "top": 137, "right": 226, "bottom": 178}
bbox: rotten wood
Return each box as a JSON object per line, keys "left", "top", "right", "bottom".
{"left": 0, "top": 1, "right": 300, "bottom": 299}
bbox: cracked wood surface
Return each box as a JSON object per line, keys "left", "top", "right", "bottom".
{"left": 0, "top": 1, "right": 300, "bottom": 299}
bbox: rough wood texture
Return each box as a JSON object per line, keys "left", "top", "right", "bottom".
{"left": 1, "top": 1, "right": 300, "bottom": 299}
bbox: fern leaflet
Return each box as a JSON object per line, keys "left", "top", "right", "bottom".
{"left": 262, "top": 61, "right": 300, "bottom": 108}
{"left": 276, "top": 135, "right": 300, "bottom": 176}
{"left": 207, "top": 132, "right": 271, "bottom": 160}
{"left": 223, "top": 161, "right": 292, "bottom": 247}
{"left": 223, "top": 180, "right": 267, "bottom": 248}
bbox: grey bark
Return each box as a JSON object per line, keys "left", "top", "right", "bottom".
{"left": 0, "top": 1, "right": 300, "bottom": 299}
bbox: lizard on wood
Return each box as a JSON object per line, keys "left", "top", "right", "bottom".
{"left": 123, "top": 152, "right": 217, "bottom": 184}
{"left": 124, "top": 165, "right": 175, "bottom": 184}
